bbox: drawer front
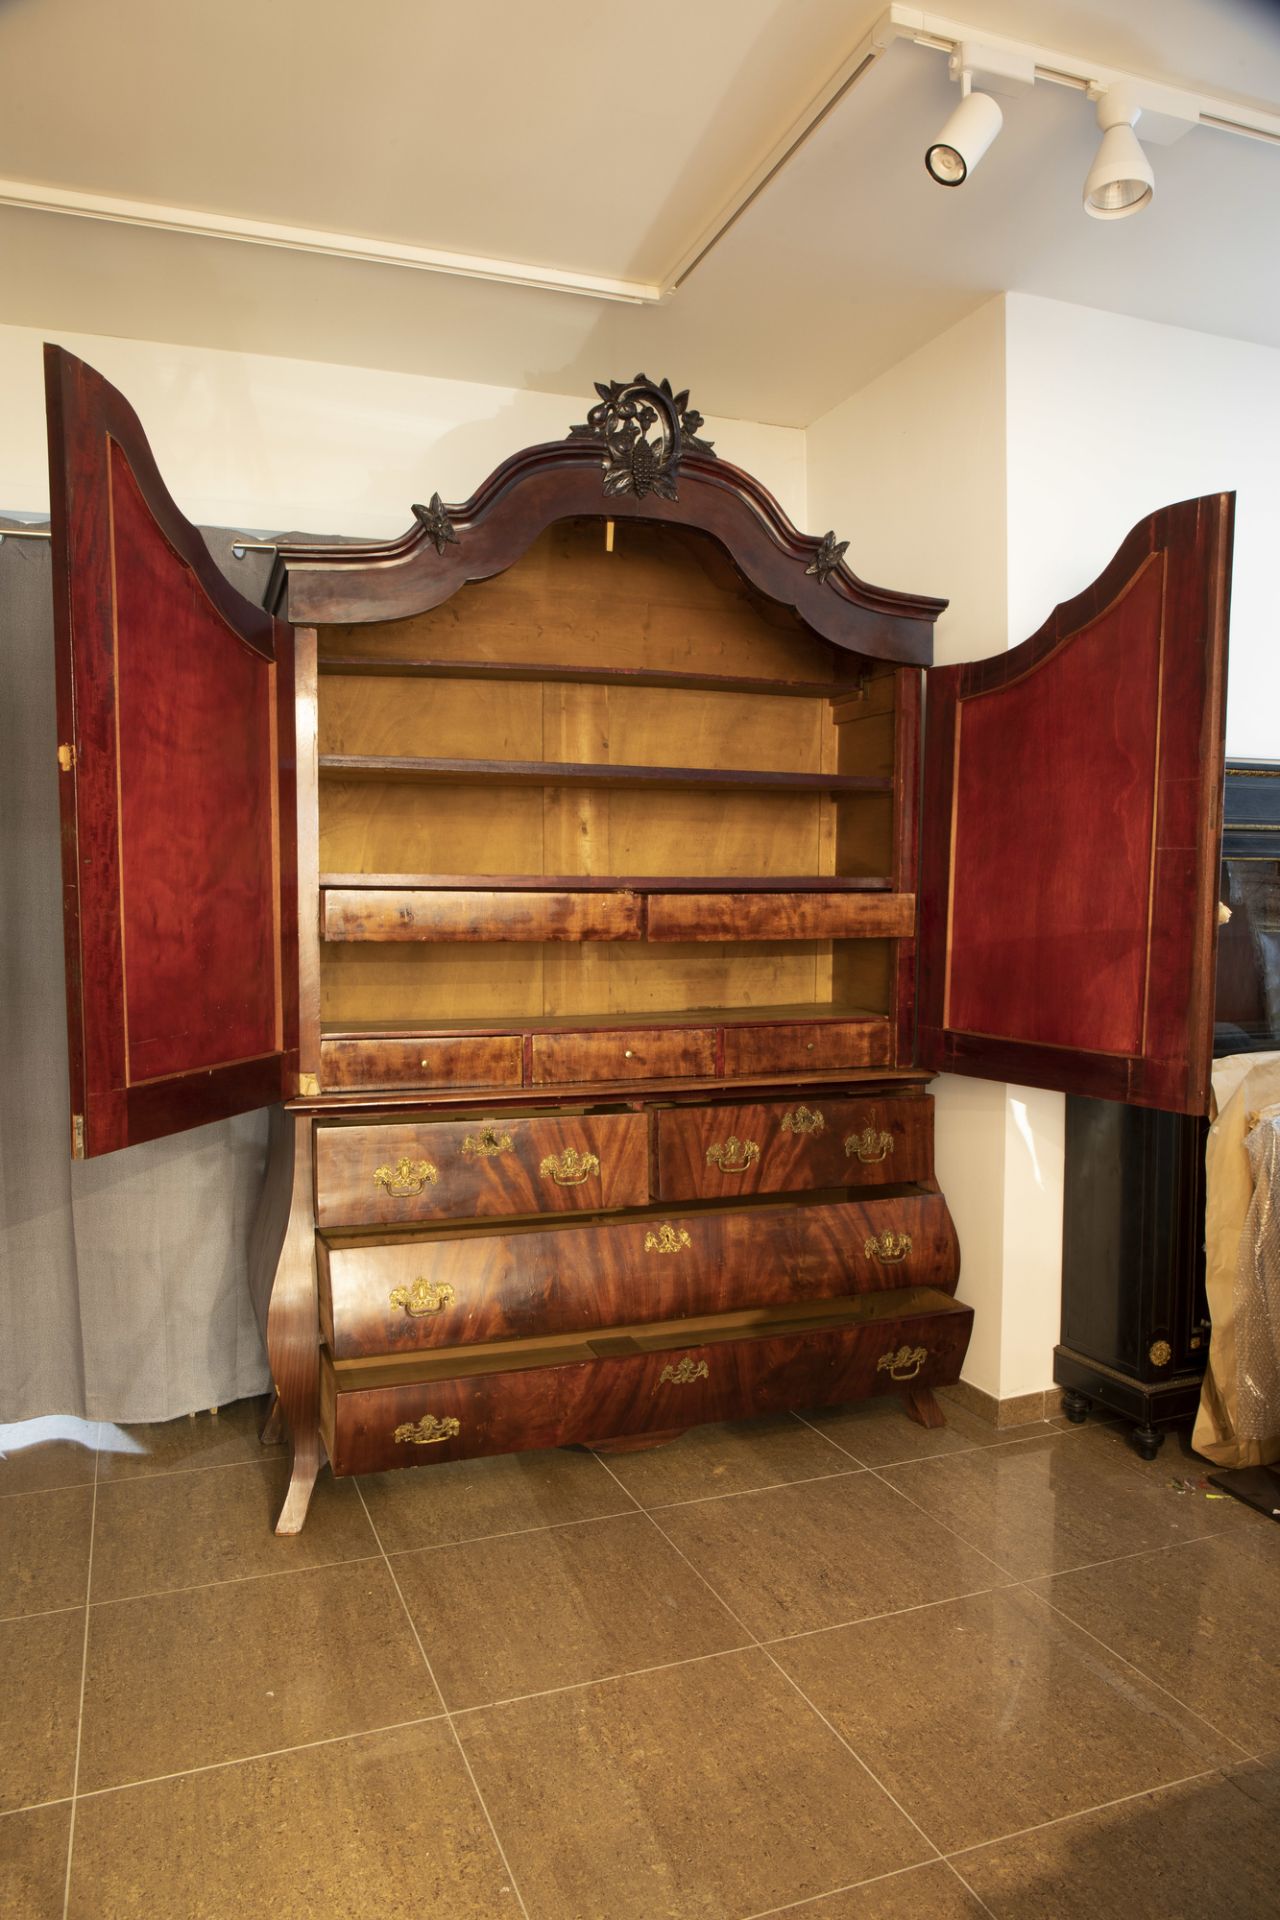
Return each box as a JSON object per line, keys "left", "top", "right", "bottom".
{"left": 320, "top": 1035, "right": 523, "bottom": 1092}
{"left": 322, "top": 1291, "right": 974, "bottom": 1475}
{"left": 318, "top": 1192, "right": 958, "bottom": 1359}
{"left": 656, "top": 1096, "right": 934, "bottom": 1201}
{"left": 531, "top": 1027, "right": 716, "bottom": 1086}
{"left": 722, "top": 1020, "right": 893, "bottom": 1077}
{"left": 315, "top": 1113, "right": 650, "bottom": 1226}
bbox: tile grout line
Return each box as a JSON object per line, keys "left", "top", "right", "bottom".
{"left": 589, "top": 1451, "right": 951, "bottom": 1874}
{"left": 353, "top": 1480, "right": 535, "bottom": 1920}
{"left": 942, "top": 1763, "right": 1225, "bottom": 1861}
{"left": 731, "top": 1857, "right": 941, "bottom": 1920}
{"left": 60, "top": 1435, "right": 101, "bottom": 1920}
{"left": 87, "top": 1549, "right": 388, "bottom": 1611}
{"left": 1019, "top": 1585, "right": 1257, "bottom": 1764}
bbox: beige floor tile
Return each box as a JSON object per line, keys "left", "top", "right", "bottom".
{"left": 358, "top": 1444, "right": 636, "bottom": 1552}
{"left": 801, "top": 1396, "right": 1055, "bottom": 1468}
{"left": 595, "top": 1415, "right": 854, "bottom": 1507}
{"left": 878, "top": 1432, "right": 1244, "bottom": 1579}
{"left": 96, "top": 1394, "right": 282, "bottom": 1481}
{"left": 958, "top": 1757, "right": 1280, "bottom": 1919}
{"left": 0, "top": 1611, "right": 83, "bottom": 1813}
{"left": 69, "top": 1722, "right": 515, "bottom": 1920}
{"left": 0, "top": 1486, "right": 93, "bottom": 1618}
{"left": 0, "top": 1425, "right": 99, "bottom": 1496}
{"left": 659, "top": 1471, "right": 1008, "bottom": 1638}
{"left": 91, "top": 1458, "right": 377, "bottom": 1601}
{"left": 79, "top": 1560, "right": 440, "bottom": 1791}
{"left": 0, "top": 1801, "right": 73, "bottom": 1920}
{"left": 458, "top": 1648, "right": 930, "bottom": 1919}
{"left": 396, "top": 1511, "right": 746, "bottom": 1708}
{"left": 770, "top": 1861, "right": 990, "bottom": 1918}
{"left": 774, "top": 1587, "right": 1236, "bottom": 1853}
{"left": 1029, "top": 1525, "right": 1280, "bottom": 1754}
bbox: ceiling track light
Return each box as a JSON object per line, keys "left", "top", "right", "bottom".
{"left": 925, "top": 41, "right": 1035, "bottom": 188}
{"left": 1084, "top": 87, "right": 1154, "bottom": 218}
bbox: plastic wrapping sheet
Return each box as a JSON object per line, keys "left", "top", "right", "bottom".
{"left": 1234, "top": 1113, "right": 1280, "bottom": 1442}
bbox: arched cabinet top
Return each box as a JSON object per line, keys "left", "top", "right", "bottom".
{"left": 269, "top": 373, "right": 946, "bottom": 666}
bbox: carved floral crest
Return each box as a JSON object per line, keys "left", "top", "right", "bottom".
{"left": 569, "top": 374, "right": 715, "bottom": 501}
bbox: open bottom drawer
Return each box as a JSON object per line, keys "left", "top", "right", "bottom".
{"left": 320, "top": 1286, "right": 973, "bottom": 1475}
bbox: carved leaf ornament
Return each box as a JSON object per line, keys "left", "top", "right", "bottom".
{"left": 570, "top": 374, "right": 716, "bottom": 501}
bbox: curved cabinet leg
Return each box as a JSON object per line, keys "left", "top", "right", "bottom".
{"left": 1061, "top": 1388, "right": 1092, "bottom": 1425}
{"left": 249, "top": 1107, "right": 323, "bottom": 1534}
{"left": 260, "top": 1394, "right": 285, "bottom": 1447}
{"left": 902, "top": 1386, "right": 946, "bottom": 1430}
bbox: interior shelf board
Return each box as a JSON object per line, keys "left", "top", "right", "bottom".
{"left": 318, "top": 872, "right": 895, "bottom": 892}
{"left": 317, "top": 655, "right": 854, "bottom": 699}
{"left": 321, "top": 1002, "right": 888, "bottom": 1038}
{"left": 318, "top": 755, "right": 891, "bottom": 793}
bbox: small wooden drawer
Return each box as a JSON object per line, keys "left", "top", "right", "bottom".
{"left": 315, "top": 1113, "right": 650, "bottom": 1226}
{"left": 531, "top": 1026, "right": 715, "bottom": 1085}
{"left": 722, "top": 1018, "right": 892, "bottom": 1077}
{"left": 656, "top": 1095, "right": 934, "bottom": 1200}
{"left": 322, "top": 888, "right": 642, "bottom": 943}
{"left": 646, "top": 891, "right": 915, "bottom": 943}
{"left": 317, "top": 1191, "right": 958, "bottom": 1359}
{"left": 320, "top": 1035, "right": 523, "bottom": 1092}
{"left": 320, "top": 1286, "right": 974, "bottom": 1476}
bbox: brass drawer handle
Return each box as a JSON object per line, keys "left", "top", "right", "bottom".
{"left": 463, "top": 1125, "right": 513, "bottom": 1158}
{"left": 781, "top": 1106, "right": 826, "bottom": 1136}
{"left": 389, "top": 1279, "right": 456, "bottom": 1318}
{"left": 661, "top": 1358, "right": 709, "bottom": 1384}
{"left": 864, "top": 1230, "right": 913, "bottom": 1262}
{"left": 877, "top": 1344, "right": 928, "bottom": 1382}
{"left": 645, "top": 1223, "right": 692, "bottom": 1254}
{"left": 540, "top": 1148, "right": 600, "bottom": 1187}
{"left": 374, "top": 1156, "right": 439, "bottom": 1198}
{"left": 846, "top": 1126, "right": 894, "bottom": 1164}
{"left": 706, "top": 1136, "right": 760, "bottom": 1174}
{"left": 394, "top": 1414, "right": 461, "bottom": 1445}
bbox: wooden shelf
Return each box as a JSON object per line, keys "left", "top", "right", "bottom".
{"left": 321, "top": 1002, "right": 886, "bottom": 1039}
{"left": 319, "top": 755, "right": 890, "bottom": 793}
{"left": 317, "top": 655, "right": 854, "bottom": 699}
{"left": 318, "top": 873, "right": 895, "bottom": 892}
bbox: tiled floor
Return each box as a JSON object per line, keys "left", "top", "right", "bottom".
{"left": 2, "top": 1392, "right": 1278, "bottom": 1919}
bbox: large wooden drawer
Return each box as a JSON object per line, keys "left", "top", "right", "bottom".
{"left": 315, "top": 1113, "right": 649, "bottom": 1226}
{"left": 320, "top": 1035, "right": 523, "bottom": 1092}
{"left": 321, "top": 1287, "right": 974, "bottom": 1475}
{"left": 317, "top": 1191, "right": 959, "bottom": 1359}
{"left": 531, "top": 1026, "right": 715, "bottom": 1085}
{"left": 722, "top": 1019, "right": 892, "bottom": 1076}
{"left": 656, "top": 1096, "right": 934, "bottom": 1201}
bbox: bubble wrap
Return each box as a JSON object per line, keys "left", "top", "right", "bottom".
{"left": 1233, "top": 1112, "right": 1280, "bottom": 1441}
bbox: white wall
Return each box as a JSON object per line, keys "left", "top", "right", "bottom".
{"left": 0, "top": 324, "right": 806, "bottom": 534}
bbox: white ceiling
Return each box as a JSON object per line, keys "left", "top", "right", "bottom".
{"left": 1, "top": 0, "right": 1279, "bottom": 424}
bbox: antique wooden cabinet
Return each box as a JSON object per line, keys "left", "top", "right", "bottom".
{"left": 45, "top": 349, "right": 1233, "bottom": 1531}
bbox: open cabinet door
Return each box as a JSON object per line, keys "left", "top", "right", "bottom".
{"left": 46, "top": 346, "right": 298, "bottom": 1157}
{"left": 918, "top": 495, "right": 1232, "bottom": 1116}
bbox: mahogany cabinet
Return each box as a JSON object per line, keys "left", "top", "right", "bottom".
{"left": 44, "top": 351, "right": 1233, "bottom": 1531}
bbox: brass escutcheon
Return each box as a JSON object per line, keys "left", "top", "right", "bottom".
{"left": 393, "top": 1415, "right": 461, "bottom": 1445}
{"left": 877, "top": 1344, "right": 928, "bottom": 1382}
{"left": 645, "top": 1223, "right": 692, "bottom": 1254}
{"left": 661, "top": 1357, "right": 709, "bottom": 1385}
{"left": 540, "top": 1147, "right": 600, "bottom": 1187}
{"left": 864, "top": 1230, "right": 912, "bottom": 1262}
{"left": 374, "top": 1156, "right": 439, "bottom": 1198}
{"left": 706, "top": 1136, "right": 760, "bottom": 1175}
{"left": 845, "top": 1126, "right": 894, "bottom": 1164}
{"left": 389, "top": 1278, "right": 456, "bottom": 1318}
{"left": 781, "top": 1105, "right": 826, "bottom": 1136}
{"left": 463, "top": 1125, "right": 514, "bottom": 1158}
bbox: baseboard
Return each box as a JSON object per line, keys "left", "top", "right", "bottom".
{"left": 940, "top": 1380, "right": 1066, "bottom": 1428}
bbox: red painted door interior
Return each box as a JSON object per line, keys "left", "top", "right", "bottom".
{"left": 45, "top": 346, "right": 298, "bottom": 1156}
{"left": 918, "top": 494, "right": 1233, "bottom": 1116}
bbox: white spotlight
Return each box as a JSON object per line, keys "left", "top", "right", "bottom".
{"left": 1084, "top": 86, "right": 1155, "bottom": 219}
{"left": 926, "top": 83, "right": 1004, "bottom": 186}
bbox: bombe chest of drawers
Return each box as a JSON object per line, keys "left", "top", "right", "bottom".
{"left": 45, "top": 351, "right": 1233, "bottom": 1531}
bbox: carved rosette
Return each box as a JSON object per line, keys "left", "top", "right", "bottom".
{"left": 569, "top": 374, "right": 716, "bottom": 501}
{"left": 411, "top": 492, "right": 460, "bottom": 555}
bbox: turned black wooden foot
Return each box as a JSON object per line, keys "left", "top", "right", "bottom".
{"left": 1061, "top": 1388, "right": 1091, "bottom": 1425}
{"left": 1129, "top": 1422, "right": 1165, "bottom": 1462}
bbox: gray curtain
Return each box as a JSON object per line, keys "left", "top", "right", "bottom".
{"left": 0, "top": 525, "right": 283, "bottom": 1423}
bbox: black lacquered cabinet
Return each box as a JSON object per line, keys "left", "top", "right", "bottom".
{"left": 1056, "top": 760, "right": 1280, "bottom": 1457}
